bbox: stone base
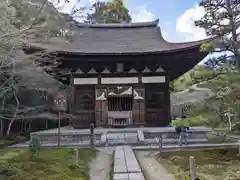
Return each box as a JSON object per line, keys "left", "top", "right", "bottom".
{"left": 30, "top": 126, "right": 213, "bottom": 146}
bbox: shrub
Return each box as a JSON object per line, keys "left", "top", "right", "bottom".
{"left": 171, "top": 119, "right": 190, "bottom": 127}
{"left": 171, "top": 116, "right": 205, "bottom": 127}
{"left": 232, "top": 123, "right": 240, "bottom": 132}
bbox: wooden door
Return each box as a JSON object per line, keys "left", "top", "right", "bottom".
{"left": 72, "top": 85, "right": 95, "bottom": 128}
{"left": 145, "top": 84, "right": 168, "bottom": 126}
{"left": 132, "top": 87, "right": 145, "bottom": 125}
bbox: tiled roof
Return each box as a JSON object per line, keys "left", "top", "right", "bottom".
{"left": 23, "top": 19, "right": 215, "bottom": 55}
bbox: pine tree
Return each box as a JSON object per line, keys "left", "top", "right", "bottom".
{"left": 85, "top": 0, "right": 131, "bottom": 23}
{"left": 195, "top": 0, "right": 240, "bottom": 68}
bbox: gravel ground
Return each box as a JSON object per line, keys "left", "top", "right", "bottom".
{"left": 89, "top": 149, "right": 113, "bottom": 180}
{"left": 135, "top": 151, "right": 175, "bottom": 180}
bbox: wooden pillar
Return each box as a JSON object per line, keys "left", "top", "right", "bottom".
{"left": 95, "top": 87, "right": 108, "bottom": 127}
{"left": 165, "top": 75, "right": 171, "bottom": 125}
{"left": 70, "top": 74, "right": 75, "bottom": 126}
{"left": 90, "top": 123, "right": 94, "bottom": 147}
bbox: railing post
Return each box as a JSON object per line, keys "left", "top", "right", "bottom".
{"left": 57, "top": 112, "right": 61, "bottom": 147}
{"left": 74, "top": 148, "right": 79, "bottom": 166}
{"left": 158, "top": 133, "right": 162, "bottom": 151}
{"left": 189, "top": 156, "right": 197, "bottom": 180}
{"left": 90, "top": 123, "right": 95, "bottom": 148}
{"left": 238, "top": 140, "right": 240, "bottom": 156}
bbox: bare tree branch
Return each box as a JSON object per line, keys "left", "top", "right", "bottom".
{"left": 0, "top": 0, "right": 48, "bottom": 41}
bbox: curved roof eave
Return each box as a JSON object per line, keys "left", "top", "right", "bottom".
{"left": 23, "top": 36, "right": 216, "bottom": 56}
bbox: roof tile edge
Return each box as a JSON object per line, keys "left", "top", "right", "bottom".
{"left": 75, "top": 19, "right": 159, "bottom": 28}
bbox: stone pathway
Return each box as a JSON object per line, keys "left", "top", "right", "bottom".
{"left": 136, "top": 151, "right": 175, "bottom": 180}
{"left": 113, "top": 146, "right": 145, "bottom": 180}
{"left": 89, "top": 150, "right": 113, "bottom": 180}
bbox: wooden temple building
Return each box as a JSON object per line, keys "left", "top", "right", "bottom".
{"left": 23, "top": 19, "right": 213, "bottom": 128}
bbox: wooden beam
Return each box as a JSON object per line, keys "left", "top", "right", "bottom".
{"left": 74, "top": 78, "right": 98, "bottom": 85}
{"left": 142, "top": 76, "right": 165, "bottom": 83}
{"left": 101, "top": 77, "right": 138, "bottom": 84}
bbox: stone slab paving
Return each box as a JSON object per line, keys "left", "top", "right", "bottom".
{"left": 124, "top": 146, "right": 141, "bottom": 172}
{"left": 114, "top": 173, "right": 145, "bottom": 180}
{"left": 89, "top": 151, "right": 112, "bottom": 180}
{"left": 136, "top": 151, "right": 175, "bottom": 180}
{"left": 114, "top": 146, "right": 127, "bottom": 173}
{"left": 113, "top": 146, "right": 146, "bottom": 180}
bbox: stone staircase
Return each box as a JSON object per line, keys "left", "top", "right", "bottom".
{"left": 106, "top": 132, "right": 139, "bottom": 145}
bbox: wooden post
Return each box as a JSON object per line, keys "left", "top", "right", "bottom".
{"left": 189, "top": 156, "right": 197, "bottom": 180}
{"left": 57, "top": 112, "right": 61, "bottom": 147}
{"left": 227, "top": 115, "right": 232, "bottom": 132}
{"left": 73, "top": 148, "right": 79, "bottom": 166}
{"left": 90, "top": 123, "right": 94, "bottom": 148}
{"left": 238, "top": 140, "right": 240, "bottom": 156}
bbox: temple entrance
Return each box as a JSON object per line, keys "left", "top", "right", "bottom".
{"left": 107, "top": 96, "right": 133, "bottom": 111}
{"left": 107, "top": 86, "right": 133, "bottom": 127}
{"left": 95, "top": 85, "right": 146, "bottom": 127}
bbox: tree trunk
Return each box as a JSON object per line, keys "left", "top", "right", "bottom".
{"left": 27, "top": 120, "right": 32, "bottom": 133}
{"left": 24, "top": 120, "right": 28, "bottom": 133}
{"left": 0, "top": 97, "right": 6, "bottom": 137}
{"left": 20, "top": 120, "right": 24, "bottom": 133}
{"left": 226, "top": 0, "right": 240, "bottom": 69}
{"left": 6, "top": 117, "right": 16, "bottom": 136}
{"left": 0, "top": 119, "right": 3, "bottom": 137}
{"left": 6, "top": 91, "right": 20, "bottom": 136}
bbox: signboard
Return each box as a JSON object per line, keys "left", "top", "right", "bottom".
{"left": 52, "top": 92, "right": 67, "bottom": 112}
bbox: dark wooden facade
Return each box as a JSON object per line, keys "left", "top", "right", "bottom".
{"left": 22, "top": 19, "right": 214, "bottom": 128}
{"left": 68, "top": 61, "right": 170, "bottom": 128}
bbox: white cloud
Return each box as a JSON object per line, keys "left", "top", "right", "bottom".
{"left": 176, "top": 5, "right": 207, "bottom": 41}
{"left": 52, "top": 0, "right": 155, "bottom": 23}
{"left": 131, "top": 5, "right": 155, "bottom": 22}
{"left": 51, "top": 0, "right": 79, "bottom": 14}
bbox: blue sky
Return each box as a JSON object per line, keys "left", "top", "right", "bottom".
{"left": 126, "top": 0, "right": 206, "bottom": 42}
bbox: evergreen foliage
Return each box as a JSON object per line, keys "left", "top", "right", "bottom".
{"left": 195, "top": 0, "right": 240, "bottom": 68}
{"left": 85, "top": 0, "right": 132, "bottom": 23}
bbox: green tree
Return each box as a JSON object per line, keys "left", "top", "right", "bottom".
{"left": 195, "top": 0, "right": 240, "bottom": 68}
{"left": 85, "top": 0, "right": 131, "bottom": 23}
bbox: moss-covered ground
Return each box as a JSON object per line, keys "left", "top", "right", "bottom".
{"left": 156, "top": 148, "right": 240, "bottom": 180}
{"left": 0, "top": 148, "right": 96, "bottom": 180}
